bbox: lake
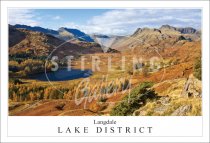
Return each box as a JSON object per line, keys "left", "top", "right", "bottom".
{"left": 29, "top": 69, "right": 92, "bottom": 81}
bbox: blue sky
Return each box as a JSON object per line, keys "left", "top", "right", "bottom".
{"left": 9, "top": 9, "right": 201, "bottom": 35}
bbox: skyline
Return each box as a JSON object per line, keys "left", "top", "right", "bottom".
{"left": 9, "top": 9, "right": 201, "bottom": 35}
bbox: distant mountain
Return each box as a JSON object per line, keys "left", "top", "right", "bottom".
{"left": 9, "top": 25, "right": 102, "bottom": 58}
{"left": 91, "top": 34, "right": 125, "bottom": 52}
{"left": 112, "top": 25, "right": 200, "bottom": 52}
{"left": 13, "top": 24, "right": 59, "bottom": 36}
{"left": 12, "top": 24, "right": 94, "bottom": 43}
{"left": 10, "top": 24, "right": 200, "bottom": 55}
{"left": 58, "top": 27, "right": 94, "bottom": 42}
{"left": 160, "top": 25, "right": 197, "bottom": 34}
{"left": 91, "top": 34, "right": 110, "bottom": 39}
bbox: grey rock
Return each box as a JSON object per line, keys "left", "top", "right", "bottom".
{"left": 181, "top": 74, "right": 202, "bottom": 98}
{"left": 159, "top": 97, "right": 171, "bottom": 105}
{"left": 154, "top": 106, "right": 168, "bottom": 114}
{"left": 171, "top": 105, "right": 192, "bottom": 116}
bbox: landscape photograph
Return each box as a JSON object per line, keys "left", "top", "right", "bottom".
{"left": 8, "top": 9, "right": 202, "bottom": 116}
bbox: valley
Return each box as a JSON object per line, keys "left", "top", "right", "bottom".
{"left": 8, "top": 24, "right": 202, "bottom": 116}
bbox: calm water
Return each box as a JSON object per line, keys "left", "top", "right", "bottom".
{"left": 29, "top": 69, "right": 92, "bottom": 81}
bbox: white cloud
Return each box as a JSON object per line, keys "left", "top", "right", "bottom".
{"left": 53, "top": 16, "right": 61, "bottom": 20}
{"left": 68, "top": 9, "right": 201, "bottom": 35}
{"left": 63, "top": 22, "right": 79, "bottom": 29}
{"left": 8, "top": 9, "right": 201, "bottom": 36}
{"left": 9, "top": 9, "right": 39, "bottom": 26}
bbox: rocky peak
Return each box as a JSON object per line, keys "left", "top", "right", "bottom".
{"left": 132, "top": 27, "right": 161, "bottom": 36}
{"left": 177, "top": 27, "right": 197, "bottom": 34}
{"left": 132, "top": 28, "right": 143, "bottom": 35}
{"left": 160, "top": 24, "right": 197, "bottom": 34}
{"left": 160, "top": 24, "right": 176, "bottom": 30}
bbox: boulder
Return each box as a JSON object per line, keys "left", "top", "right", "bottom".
{"left": 171, "top": 105, "right": 192, "bottom": 116}
{"left": 181, "top": 74, "right": 202, "bottom": 98}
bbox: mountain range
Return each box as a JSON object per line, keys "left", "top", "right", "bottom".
{"left": 9, "top": 25, "right": 102, "bottom": 58}
{"left": 111, "top": 25, "right": 200, "bottom": 52}
{"left": 12, "top": 24, "right": 200, "bottom": 45}
{"left": 13, "top": 24, "right": 94, "bottom": 43}
{"left": 10, "top": 24, "right": 200, "bottom": 56}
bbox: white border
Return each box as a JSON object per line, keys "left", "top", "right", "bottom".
{"left": 1, "top": 1, "right": 209, "bottom": 142}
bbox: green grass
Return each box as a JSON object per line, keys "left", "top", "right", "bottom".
{"left": 110, "top": 82, "right": 157, "bottom": 116}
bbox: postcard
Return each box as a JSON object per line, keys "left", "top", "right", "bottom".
{"left": 0, "top": 0, "right": 209, "bottom": 142}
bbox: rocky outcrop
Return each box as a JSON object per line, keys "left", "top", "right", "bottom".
{"left": 181, "top": 74, "right": 202, "bottom": 98}
{"left": 160, "top": 24, "right": 197, "bottom": 34}
{"left": 133, "top": 75, "right": 201, "bottom": 116}
{"left": 132, "top": 28, "right": 161, "bottom": 36}
{"left": 133, "top": 95, "right": 200, "bottom": 116}
{"left": 160, "top": 24, "right": 177, "bottom": 31}
{"left": 171, "top": 105, "right": 192, "bottom": 116}
{"left": 178, "top": 27, "right": 196, "bottom": 34}
{"left": 152, "top": 74, "right": 201, "bottom": 98}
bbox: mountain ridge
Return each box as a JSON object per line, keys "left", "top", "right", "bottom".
{"left": 9, "top": 25, "right": 103, "bottom": 59}
{"left": 58, "top": 27, "right": 94, "bottom": 42}
{"left": 112, "top": 25, "right": 200, "bottom": 52}
{"left": 12, "top": 24, "right": 94, "bottom": 43}
{"left": 10, "top": 24, "right": 200, "bottom": 55}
